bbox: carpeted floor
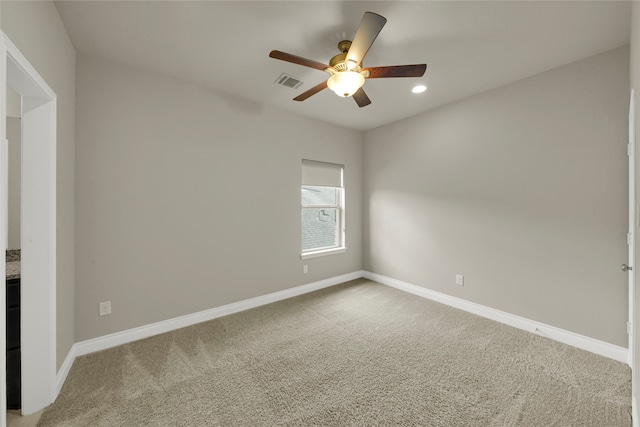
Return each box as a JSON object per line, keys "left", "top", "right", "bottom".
{"left": 38, "top": 279, "right": 631, "bottom": 426}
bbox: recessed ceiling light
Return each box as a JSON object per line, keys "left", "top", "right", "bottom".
{"left": 412, "top": 85, "right": 427, "bottom": 94}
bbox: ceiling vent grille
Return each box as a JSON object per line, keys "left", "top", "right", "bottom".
{"left": 275, "top": 73, "right": 303, "bottom": 89}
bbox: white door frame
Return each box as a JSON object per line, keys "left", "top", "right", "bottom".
{"left": 632, "top": 88, "right": 639, "bottom": 427}
{"left": 629, "top": 89, "right": 636, "bottom": 371}
{"left": 0, "top": 31, "right": 57, "bottom": 422}
{"left": 0, "top": 31, "right": 6, "bottom": 427}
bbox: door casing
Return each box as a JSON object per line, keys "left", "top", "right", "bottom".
{"left": 0, "top": 31, "right": 57, "bottom": 423}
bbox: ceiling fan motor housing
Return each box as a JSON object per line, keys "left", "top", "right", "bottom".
{"left": 330, "top": 40, "right": 359, "bottom": 71}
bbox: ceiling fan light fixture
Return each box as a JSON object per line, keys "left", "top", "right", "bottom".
{"left": 327, "top": 71, "right": 365, "bottom": 98}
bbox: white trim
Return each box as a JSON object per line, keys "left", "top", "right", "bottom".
{"left": 55, "top": 270, "right": 630, "bottom": 401}
{"left": 3, "top": 34, "right": 55, "bottom": 100}
{"left": 301, "top": 247, "right": 347, "bottom": 259}
{"left": 75, "top": 271, "right": 364, "bottom": 357}
{"left": 2, "top": 31, "right": 57, "bottom": 415}
{"left": 630, "top": 88, "right": 636, "bottom": 370}
{"left": 633, "top": 396, "right": 639, "bottom": 427}
{"left": 0, "top": 33, "right": 7, "bottom": 427}
{"left": 363, "top": 271, "right": 629, "bottom": 364}
{"left": 55, "top": 346, "right": 76, "bottom": 397}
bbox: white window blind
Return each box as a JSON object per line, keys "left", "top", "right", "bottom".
{"left": 301, "top": 159, "right": 345, "bottom": 258}
{"left": 302, "top": 160, "right": 343, "bottom": 188}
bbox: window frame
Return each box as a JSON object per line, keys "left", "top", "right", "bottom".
{"left": 300, "top": 184, "right": 346, "bottom": 259}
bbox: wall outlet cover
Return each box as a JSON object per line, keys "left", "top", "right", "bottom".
{"left": 99, "top": 301, "right": 112, "bottom": 316}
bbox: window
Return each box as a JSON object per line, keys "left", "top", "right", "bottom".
{"left": 301, "top": 160, "right": 345, "bottom": 258}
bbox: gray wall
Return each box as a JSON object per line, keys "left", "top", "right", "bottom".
{"left": 364, "top": 46, "right": 630, "bottom": 347}
{"left": 74, "top": 55, "right": 363, "bottom": 341}
{"left": 7, "top": 86, "right": 20, "bottom": 119}
{"left": 1, "top": 1, "right": 629, "bottom": 364}
{"left": 7, "top": 87, "right": 20, "bottom": 250}
{"left": 7, "top": 117, "right": 20, "bottom": 249}
{"left": 1, "top": 0, "right": 76, "bottom": 370}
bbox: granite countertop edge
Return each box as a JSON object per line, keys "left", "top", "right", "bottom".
{"left": 7, "top": 261, "right": 20, "bottom": 280}
{"left": 6, "top": 249, "right": 20, "bottom": 280}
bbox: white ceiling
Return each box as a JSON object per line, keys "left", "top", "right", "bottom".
{"left": 54, "top": 1, "right": 631, "bottom": 131}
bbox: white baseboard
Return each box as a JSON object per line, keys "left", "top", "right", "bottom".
{"left": 74, "top": 271, "right": 363, "bottom": 357}
{"left": 363, "top": 271, "right": 629, "bottom": 364}
{"left": 57, "top": 269, "right": 627, "bottom": 404}
{"left": 56, "top": 345, "right": 77, "bottom": 397}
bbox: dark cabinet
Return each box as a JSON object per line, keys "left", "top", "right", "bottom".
{"left": 6, "top": 278, "right": 20, "bottom": 409}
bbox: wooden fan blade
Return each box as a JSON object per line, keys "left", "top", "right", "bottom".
{"left": 363, "top": 64, "right": 427, "bottom": 78}
{"left": 352, "top": 88, "right": 372, "bottom": 108}
{"left": 293, "top": 80, "right": 328, "bottom": 101}
{"left": 269, "top": 50, "right": 329, "bottom": 72}
{"left": 345, "top": 12, "right": 387, "bottom": 67}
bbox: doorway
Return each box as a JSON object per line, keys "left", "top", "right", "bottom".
{"left": 1, "top": 32, "right": 57, "bottom": 422}
{"left": 5, "top": 102, "right": 21, "bottom": 412}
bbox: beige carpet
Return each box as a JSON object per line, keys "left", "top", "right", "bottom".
{"left": 38, "top": 279, "right": 631, "bottom": 426}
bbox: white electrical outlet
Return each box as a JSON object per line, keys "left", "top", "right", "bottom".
{"left": 455, "top": 275, "right": 464, "bottom": 286}
{"left": 99, "top": 301, "right": 112, "bottom": 316}
{"left": 303, "top": 265, "right": 308, "bottom": 274}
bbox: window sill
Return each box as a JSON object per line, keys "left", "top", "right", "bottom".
{"left": 301, "top": 247, "right": 347, "bottom": 260}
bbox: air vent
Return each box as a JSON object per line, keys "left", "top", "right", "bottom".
{"left": 275, "top": 73, "right": 303, "bottom": 90}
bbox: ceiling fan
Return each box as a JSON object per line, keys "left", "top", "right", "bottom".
{"left": 269, "top": 12, "right": 427, "bottom": 108}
